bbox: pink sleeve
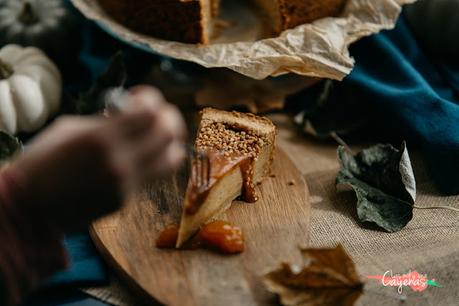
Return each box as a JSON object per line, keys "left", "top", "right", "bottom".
{"left": 0, "top": 166, "right": 68, "bottom": 306}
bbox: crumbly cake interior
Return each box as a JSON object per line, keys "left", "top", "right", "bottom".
{"left": 98, "top": 0, "right": 207, "bottom": 43}
{"left": 254, "top": 0, "right": 347, "bottom": 33}
{"left": 99, "top": 0, "right": 346, "bottom": 43}
{"left": 278, "top": 0, "right": 347, "bottom": 30}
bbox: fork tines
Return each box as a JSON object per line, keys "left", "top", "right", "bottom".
{"left": 190, "top": 149, "right": 210, "bottom": 189}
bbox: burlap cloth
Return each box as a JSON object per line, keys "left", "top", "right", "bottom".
{"left": 83, "top": 115, "right": 459, "bottom": 306}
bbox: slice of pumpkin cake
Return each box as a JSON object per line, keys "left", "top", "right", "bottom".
{"left": 177, "top": 108, "right": 276, "bottom": 247}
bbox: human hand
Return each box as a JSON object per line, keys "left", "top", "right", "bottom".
{"left": 9, "top": 86, "right": 186, "bottom": 232}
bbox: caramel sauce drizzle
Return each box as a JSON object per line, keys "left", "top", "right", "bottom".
{"left": 185, "top": 151, "right": 258, "bottom": 215}
{"left": 156, "top": 221, "right": 244, "bottom": 254}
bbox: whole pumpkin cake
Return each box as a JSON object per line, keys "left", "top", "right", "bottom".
{"left": 98, "top": 0, "right": 347, "bottom": 44}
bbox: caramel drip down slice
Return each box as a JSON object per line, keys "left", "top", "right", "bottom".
{"left": 185, "top": 152, "right": 258, "bottom": 215}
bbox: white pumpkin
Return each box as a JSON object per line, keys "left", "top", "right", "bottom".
{"left": 0, "top": 44, "right": 62, "bottom": 134}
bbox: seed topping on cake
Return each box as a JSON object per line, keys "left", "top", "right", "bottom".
{"left": 196, "top": 122, "right": 264, "bottom": 159}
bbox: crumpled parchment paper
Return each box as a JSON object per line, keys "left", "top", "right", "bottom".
{"left": 72, "top": 0, "right": 415, "bottom": 80}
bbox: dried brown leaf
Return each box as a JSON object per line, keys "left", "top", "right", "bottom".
{"left": 264, "top": 244, "right": 363, "bottom": 306}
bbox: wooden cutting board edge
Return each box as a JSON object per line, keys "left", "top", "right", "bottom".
{"left": 89, "top": 227, "right": 162, "bottom": 305}
{"left": 90, "top": 146, "right": 310, "bottom": 306}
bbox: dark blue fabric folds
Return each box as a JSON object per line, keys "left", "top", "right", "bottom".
{"left": 302, "top": 16, "right": 459, "bottom": 194}
{"left": 46, "top": 235, "right": 107, "bottom": 287}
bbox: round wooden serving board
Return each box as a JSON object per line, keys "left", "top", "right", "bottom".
{"left": 90, "top": 147, "right": 310, "bottom": 306}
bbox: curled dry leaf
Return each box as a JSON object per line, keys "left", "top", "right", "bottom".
{"left": 336, "top": 142, "right": 416, "bottom": 232}
{"left": 264, "top": 244, "right": 363, "bottom": 306}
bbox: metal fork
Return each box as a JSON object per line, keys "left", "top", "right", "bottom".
{"left": 102, "top": 87, "right": 211, "bottom": 188}
{"left": 188, "top": 146, "right": 211, "bottom": 190}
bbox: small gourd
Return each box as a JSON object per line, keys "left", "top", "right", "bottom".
{"left": 0, "top": 44, "right": 62, "bottom": 134}
{"left": 0, "top": 0, "right": 80, "bottom": 66}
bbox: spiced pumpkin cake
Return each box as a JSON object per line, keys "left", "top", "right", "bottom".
{"left": 255, "top": 0, "right": 348, "bottom": 34}
{"left": 177, "top": 108, "right": 276, "bottom": 246}
{"left": 98, "top": 0, "right": 347, "bottom": 43}
{"left": 97, "top": 0, "right": 220, "bottom": 44}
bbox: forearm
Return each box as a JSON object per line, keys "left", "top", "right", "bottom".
{"left": 0, "top": 166, "right": 68, "bottom": 306}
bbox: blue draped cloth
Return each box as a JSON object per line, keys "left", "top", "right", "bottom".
{"left": 316, "top": 15, "right": 459, "bottom": 194}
